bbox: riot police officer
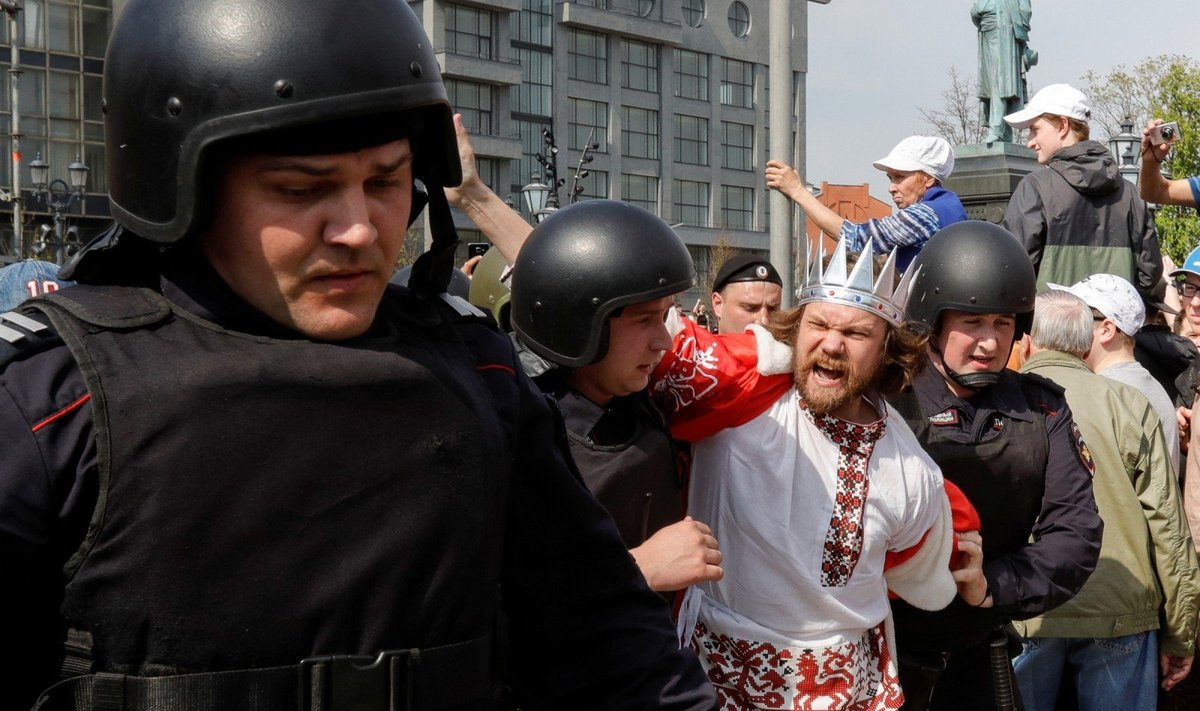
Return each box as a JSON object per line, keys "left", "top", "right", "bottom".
{"left": 509, "top": 201, "right": 723, "bottom": 594}
{"left": 888, "top": 222, "right": 1103, "bottom": 710}
{"left": 0, "top": 1, "right": 716, "bottom": 708}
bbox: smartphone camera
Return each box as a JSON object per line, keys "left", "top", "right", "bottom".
{"left": 467, "top": 242, "right": 490, "bottom": 258}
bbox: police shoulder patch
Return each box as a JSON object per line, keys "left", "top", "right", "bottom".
{"left": 1070, "top": 421, "right": 1095, "bottom": 477}
{"left": 928, "top": 408, "right": 959, "bottom": 426}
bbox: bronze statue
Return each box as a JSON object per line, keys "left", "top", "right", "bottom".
{"left": 972, "top": 0, "right": 1038, "bottom": 144}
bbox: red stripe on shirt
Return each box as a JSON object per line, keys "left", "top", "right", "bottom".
{"left": 477, "top": 363, "right": 515, "bottom": 376}
{"left": 31, "top": 393, "right": 91, "bottom": 433}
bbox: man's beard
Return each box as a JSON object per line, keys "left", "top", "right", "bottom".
{"left": 794, "top": 350, "right": 875, "bottom": 416}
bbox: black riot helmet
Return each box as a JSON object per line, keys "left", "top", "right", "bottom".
{"left": 905, "top": 220, "right": 1036, "bottom": 389}
{"left": 510, "top": 201, "right": 695, "bottom": 368}
{"left": 102, "top": 0, "right": 459, "bottom": 244}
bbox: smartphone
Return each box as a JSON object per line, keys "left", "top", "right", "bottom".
{"left": 1149, "top": 121, "right": 1181, "bottom": 145}
{"left": 466, "top": 242, "right": 490, "bottom": 258}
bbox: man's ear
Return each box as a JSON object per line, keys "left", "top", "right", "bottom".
{"left": 1098, "top": 319, "right": 1118, "bottom": 346}
{"left": 1019, "top": 333, "right": 1032, "bottom": 360}
{"left": 710, "top": 291, "right": 723, "bottom": 318}
{"left": 1056, "top": 116, "right": 1072, "bottom": 140}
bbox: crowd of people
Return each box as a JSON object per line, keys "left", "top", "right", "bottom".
{"left": 2, "top": 1, "right": 1200, "bottom": 710}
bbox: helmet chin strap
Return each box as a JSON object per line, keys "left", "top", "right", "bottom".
{"left": 930, "top": 343, "right": 1003, "bottom": 391}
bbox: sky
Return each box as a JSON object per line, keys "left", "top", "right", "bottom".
{"left": 805, "top": 0, "right": 1200, "bottom": 201}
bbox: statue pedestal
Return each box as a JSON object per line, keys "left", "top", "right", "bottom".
{"left": 944, "top": 142, "right": 1040, "bottom": 224}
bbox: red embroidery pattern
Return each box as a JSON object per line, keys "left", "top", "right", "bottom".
{"left": 802, "top": 401, "right": 885, "bottom": 588}
{"left": 693, "top": 621, "right": 903, "bottom": 710}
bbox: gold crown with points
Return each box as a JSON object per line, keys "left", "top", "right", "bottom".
{"left": 796, "top": 236, "right": 919, "bottom": 326}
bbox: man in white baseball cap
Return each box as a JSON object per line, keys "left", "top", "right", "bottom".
{"left": 1049, "top": 273, "right": 1180, "bottom": 474}
{"left": 1001, "top": 83, "right": 1162, "bottom": 302}
{"left": 766, "top": 134, "right": 966, "bottom": 272}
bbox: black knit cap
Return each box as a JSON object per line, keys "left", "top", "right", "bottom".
{"left": 712, "top": 255, "right": 782, "bottom": 293}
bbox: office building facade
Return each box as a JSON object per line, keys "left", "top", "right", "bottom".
{"left": 0, "top": 0, "right": 820, "bottom": 301}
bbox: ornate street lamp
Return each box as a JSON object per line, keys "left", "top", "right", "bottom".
{"left": 27, "top": 152, "right": 88, "bottom": 264}
{"left": 1108, "top": 116, "right": 1141, "bottom": 185}
{"left": 521, "top": 170, "right": 550, "bottom": 221}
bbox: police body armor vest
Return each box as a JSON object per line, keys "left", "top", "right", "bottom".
{"left": 553, "top": 391, "right": 682, "bottom": 548}
{"left": 890, "top": 375, "right": 1049, "bottom": 654}
{"left": 29, "top": 285, "right": 512, "bottom": 709}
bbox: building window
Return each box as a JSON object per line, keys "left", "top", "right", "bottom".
{"left": 682, "top": 0, "right": 705, "bottom": 28}
{"left": 569, "top": 98, "right": 609, "bottom": 153}
{"left": 622, "top": 174, "right": 659, "bottom": 213}
{"left": 636, "top": 0, "right": 655, "bottom": 18}
{"left": 446, "top": 4, "right": 494, "bottom": 59}
{"left": 674, "top": 114, "right": 709, "bottom": 166}
{"left": 514, "top": 47, "right": 552, "bottom": 117}
{"left": 674, "top": 48, "right": 708, "bottom": 101}
{"left": 621, "top": 39, "right": 658, "bottom": 93}
{"left": 568, "top": 29, "right": 608, "bottom": 84}
{"left": 576, "top": 0, "right": 608, "bottom": 7}
{"left": 689, "top": 245, "right": 710, "bottom": 287}
{"left": 81, "top": 7, "right": 109, "bottom": 59}
{"left": 447, "top": 80, "right": 493, "bottom": 136}
{"left": 572, "top": 168, "right": 609, "bottom": 201}
{"left": 727, "top": 1, "right": 750, "bottom": 38}
{"left": 474, "top": 157, "right": 501, "bottom": 194}
{"left": 513, "top": 0, "right": 552, "bottom": 46}
{"left": 2, "top": 3, "right": 114, "bottom": 195}
{"left": 722, "top": 121, "right": 754, "bottom": 171}
{"left": 720, "top": 57, "right": 754, "bottom": 108}
{"left": 622, "top": 106, "right": 659, "bottom": 159}
{"left": 721, "top": 185, "right": 754, "bottom": 230}
{"left": 673, "top": 179, "right": 710, "bottom": 227}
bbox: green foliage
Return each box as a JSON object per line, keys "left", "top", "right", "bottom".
{"left": 1084, "top": 55, "right": 1200, "bottom": 263}
{"left": 1153, "top": 59, "right": 1200, "bottom": 263}
{"left": 1081, "top": 55, "right": 1185, "bottom": 140}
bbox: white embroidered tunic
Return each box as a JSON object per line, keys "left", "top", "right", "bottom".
{"left": 653, "top": 316, "right": 958, "bottom": 709}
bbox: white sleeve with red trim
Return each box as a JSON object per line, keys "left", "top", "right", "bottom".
{"left": 650, "top": 313, "right": 792, "bottom": 443}
{"left": 880, "top": 412, "right": 980, "bottom": 612}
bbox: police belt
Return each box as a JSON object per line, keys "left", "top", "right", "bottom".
{"left": 34, "top": 632, "right": 496, "bottom": 711}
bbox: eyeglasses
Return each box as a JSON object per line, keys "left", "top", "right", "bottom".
{"left": 1176, "top": 282, "right": 1200, "bottom": 299}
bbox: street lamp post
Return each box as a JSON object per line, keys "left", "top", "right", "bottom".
{"left": 1108, "top": 116, "right": 1141, "bottom": 186}
{"left": 28, "top": 152, "right": 88, "bottom": 264}
{"left": 1, "top": 1, "right": 23, "bottom": 258}
{"left": 518, "top": 126, "right": 601, "bottom": 225}
{"left": 520, "top": 171, "right": 551, "bottom": 224}
{"left": 521, "top": 127, "right": 565, "bottom": 224}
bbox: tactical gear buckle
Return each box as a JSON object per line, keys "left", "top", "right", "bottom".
{"left": 299, "top": 649, "right": 414, "bottom": 711}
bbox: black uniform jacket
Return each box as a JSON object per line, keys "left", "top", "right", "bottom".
{"left": 0, "top": 254, "right": 716, "bottom": 710}
{"left": 891, "top": 366, "right": 1103, "bottom": 653}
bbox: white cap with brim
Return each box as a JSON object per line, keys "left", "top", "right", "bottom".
{"left": 1004, "top": 83, "right": 1092, "bottom": 129}
{"left": 872, "top": 135, "right": 955, "bottom": 182}
{"left": 1048, "top": 273, "right": 1145, "bottom": 337}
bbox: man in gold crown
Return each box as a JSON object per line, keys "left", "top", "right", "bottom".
{"left": 650, "top": 239, "right": 985, "bottom": 710}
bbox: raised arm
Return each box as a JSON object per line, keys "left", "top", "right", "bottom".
{"left": 444, "top": 114, "right": 534, "bottom": 265}
{"left": 1139, "top": 119, "right": 1199, "bottom": 208}
{"left": 765, "top": 159, "right": 848, "bottom": 238}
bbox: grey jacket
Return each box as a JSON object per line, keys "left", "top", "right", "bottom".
{"left": 1003, "top": 141, "right": 1162, "bottom": 298}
